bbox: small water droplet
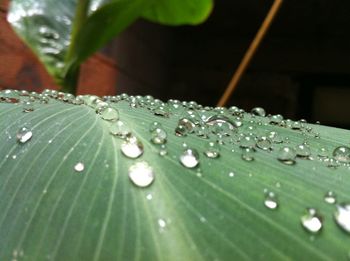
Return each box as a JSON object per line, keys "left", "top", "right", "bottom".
{"left": 151, "top": 128, "right": 167, "bottom": 144}
{"left": 121, "top": 135, "right": 144, "bottom": 159}
{"left": 333, "top": 146, "right": 350, "bottom": 163}
{"left": 228, "top": 172, "right": 235, "bottom": 177}
{"left": 296, "top": 143, "right": 311, "bottom": 158}
{"left": 149, "top": 121, "right": 162, "bottom": 132}
{"left": 128, "top": 161, "right": 154, "bottom": 187}
{"left": 146, "top": 193, "right": 153, "bottom": 200}
{"left": 264, "top": 191, "right": 278, "bottom": 210}
{"left": 277, "top": 146, "right": 296, "bottom": 165}
{"left": 269, "top": 114, "right": 283, "bottom": 125}
{"left": 100, "top": 107, "right": 119, "bottom": 121}
{"left": 251, "top": 107, "right": 266, "bottom": 117}
{"left": 317, "top": 147, "right": 329, "bottom": 158}
{"left": 268, "top": 131, "right": 283, "bottom": 144}
{"left": 180, "top": 148, "right": 200, "bottom": 168}
{"left": 158, "top": 218, "right": 167, "bottom": 228}
{"left": 159, "top": 144, "right": 168, "bottom": 156}
{"left": 301, "top": 208, "right": 323, "bottom": 233}
{"left": 256, "top": 136, "right": 272, "bottom": 150}
{"left": 334, "top": 203, "right": 350, "bottom": 234}
{"left": 16, "top": 127, "right": 32, "bottom": 144}
{"left": 324, "top": 191, "right": 337, "bottom": 204}
{"left": 241, "top": 148, "right": 255, "bottom": 161}
{"left": 110, "top": 120, "right": 130, "bottom": 138}
{"left": 22, "top": 101, "right": 34, "bottom": 112}
{"left": 204, "top": 141, "right": 220, "bottom": 158}
{"left": 74, "top": 162, "right": 84, "bottom": 172}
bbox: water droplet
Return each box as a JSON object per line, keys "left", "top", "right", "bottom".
{"left": 22, "top": 101, "right": 34, "bottom": 112}
{"left": 175, "top": 125, "right": 188, "bottom": 137}
{"left": 256, "top": 136, "right": 272, "bottom": 150}
{"left": 121, "top": 135, "right": 144, "bottom": 159}
{"left": 317, "top": 147, "right": 329, "bottom": 158}
{"left": 100, "top": 107, "right": 119, "bottom": 121}
{"left": 240, "top": 135, "right": 256, "bottom": 148}
{"left": 178, "top": 118, "right": 195, "bottom": 134}
{"left": 16, "top": 127, "right": 33, "bottom": 143}
{"left": 241, "top": 148, "right": 255, "bottom": 161}
{"left": 151, "top": 128, "right": 167, "bottom": 145}
{"left": 277, "top": 146, "right": 296, "bottom": 165}
{"left": 264, "top": 191, "right": 278, "bottom": 210}
{"left": 324, "top": 191, "right": 337, "bottom": 204}
{"left": 268, "top": 131, "right": 283, "bottom": 144}
{"left": 180, "top": 148, "right": 199, "bottom": 168}
{"left": 149, "top": 121, "right": 162, "bottom": 132}
{"left": 158, "top": 218, "right": 167, "bottom": 228}
{"left": 301, "top": 208, "right": 323, "bottom": 233}
{"left": 269, "top": 114, "right": 283, "bottom": 125}
{"left": 334, "top": 203, "right": 350, "bottom": 233}
{"left": 74, "top": 162, "right": 84, "bottom": 172}
{"left": 204, "top": 141, "right": 220, "bottom": 158}
{"left": 205, "top": 115, "right": 236, "bottom": 136}
{"left": 110, "top": 120, "right": 130, "bottom": 138}
{"left": 228, "top": 172, "right": 235, "bottom": 177}
{"left": 296, "top": 144, "right": 311, "bottom": 158}
{"left": 333, "top": 146, "right": 350, "bottom": 163}
{"left": 146, "top": 193, "right": 153, "bottom": 200}
{"left": 251, "top": 107, "right": 266, "bottom": 117}
{"left": 128, "top": 161, "right": 154, "bottom": 187}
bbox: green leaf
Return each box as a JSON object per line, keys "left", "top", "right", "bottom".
{"left": 7, "top": 0, "right": 146, "bottom": 90}
{"left": 142, "top": 0, "right": 214, "bottom": 25}
{"left": 7, "top": 0, "right": 213, "bottom": 92}
{"left": 1, "top": 90, "right": 350, "bottom": 260}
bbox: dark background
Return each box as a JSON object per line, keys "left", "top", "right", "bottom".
{"left": 108, "top": 0, "right": 350, "bottom": 129}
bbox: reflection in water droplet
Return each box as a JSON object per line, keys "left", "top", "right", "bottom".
{"left": 180, "top": 148, "right": 199, "bottom": 168}
{"left": 121, "top": 135, "right": 144, "bottom": 159}
{"left": 301, "top": 208, "right": 323, "bottom": 233}
{"left": 17, "top": 127, "right": 33, "bottom": 144}
{"left": 264, "top": 191, "right": 278, "bottom": 210}
{"left": 334, "top": 203, "right": 350, "bottom": 233}
{"left": 277, "top": 146, "right": 296, "bottom": 165}
{"left": 74, "top": 162, "right": 84, "bottom": 172}
{"left": 333, "top": 146, "right": 350, "bottom": 163}
{"left": 324, "top": 191, "right": 337, "bottom": 204}
{"left": 100, "top": 107, "right": 119, "bottom": 121}
{"left": 204, "top": 141, "right": 220, "bottom": 158}
{"left": 151, "top": 128, "right": 167, "bottom": 144}
{"left": 128, "top": 161, "right": 154, "bottom": 187}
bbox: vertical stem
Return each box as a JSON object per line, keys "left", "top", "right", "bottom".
{"left": 62, "top": 0, "right": 90, "bottom": 94}
{"left": 217, "top": 0, "right": 283, "bottom": 107}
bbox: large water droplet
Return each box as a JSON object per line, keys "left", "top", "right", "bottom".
{"left": 121, "top": 135, "right": 144, "bottom": 159}
{"left": 128, "top": 161, "right": 155, "bottom": 187}
{"left": 324, "top": 191, "right": 337, "bottom": 204}
{"left": 100, "top": 107, "right": 119, "bottom": 121}
{"left": 333, "top": 146, "right": 350, "bottom": 163}
{"left": 334, "top": 203, "right": 350, "bottom": 234}
{"left": 204, "top": 141, "right": 220, "bottom": 158}
{"left": 17, "top": 127, "right": 33, "bottom": 144}
{"left": 177, "top": 118, "right": 195, "bottom": 134}
{"left": 151, "top": 128, "right": 167, "bottom": 145}
{"left": 301, "top": 208, "right": 323, "bottom": 233}
{"left": 180, "top": 148, "right": 199, "bottom": 168}
{"left": 74, "top": 162, "right": 84, "bottom": 172}
{"left": 264, "top": 191, "right": 278, "bottom": 210}
{"left": 277, "top": 146, "right": 296, "bottom": 165}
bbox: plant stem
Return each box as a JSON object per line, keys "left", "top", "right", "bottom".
{"left": 62, "top": 0, "right": 90, "bottom": 94}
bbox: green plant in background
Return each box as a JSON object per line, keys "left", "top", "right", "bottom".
{"left": 1, "top": 0, "right": 350, "bottom": 260}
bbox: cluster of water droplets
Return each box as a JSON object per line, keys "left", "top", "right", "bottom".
{"left": 2, "top": 89, "right": 350, "bottom": 239}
